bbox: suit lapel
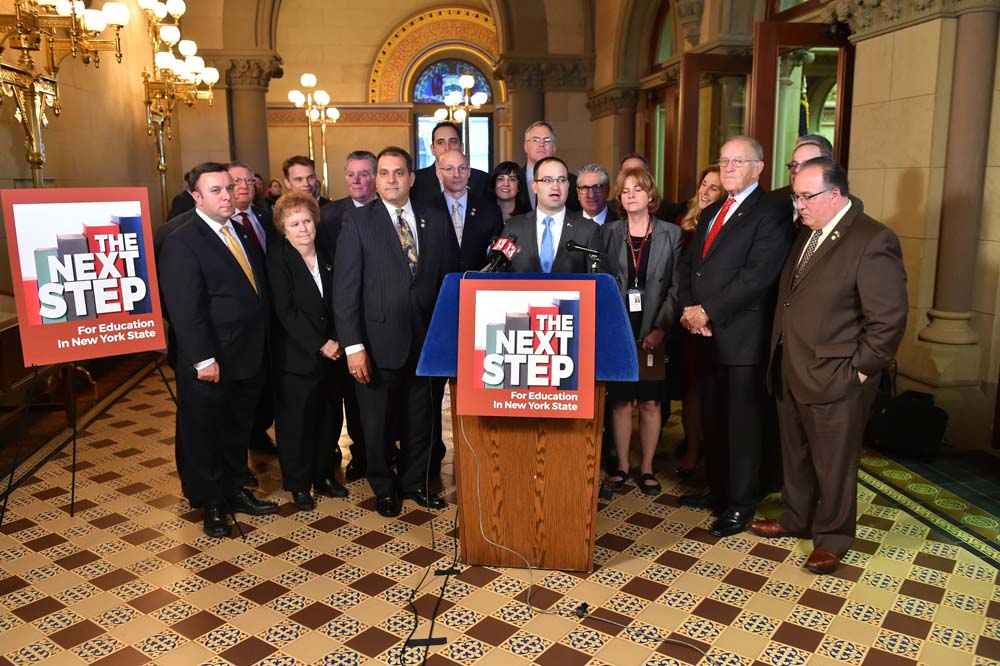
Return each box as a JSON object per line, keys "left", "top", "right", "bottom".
{"left": 552, "top": 213, "right": 575, "bottom": 269}
{"left": 412, "top": 202, "right": 431, "bottom": 278}
{"left": 374, "top": 202, "right": 413, "bottom": 274}
{"left": 791, "top": 205, "right": 859, "bottom": 289}
{"left": 195, "top": 217, "right": 261, "bottom": 297}
{"left": 701, "top": 187, "right": 762, "bottom": 264}
{"left": 521, "top": 213, "right": 541, "bottom": 271}
{"left": 614, "top": 224, "right": 628, "bottom": 295}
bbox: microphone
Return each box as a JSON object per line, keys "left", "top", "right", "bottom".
{"left": 483, "top": 234, "right": 520, "bottom": 272}
{"left": 564, "top": 239, "right": 606, "bottom": 257}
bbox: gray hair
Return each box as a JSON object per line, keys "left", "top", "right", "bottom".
{"left": 723, "top": 135, "right": 764, "bottom": 161}
{"left": 793, "top": 134, "right": 834, "bottom": 158}
{"left": 524, "top": 120, "right": 556, "bottom": 141}
{"left": 227, "top": 160, "right": 254, "bottom": 173}
{"left": 343, "top": 150, "right": 376, "bottom": 173}
{"left": 577, "top": 163, "right": 609, "bottom": 185}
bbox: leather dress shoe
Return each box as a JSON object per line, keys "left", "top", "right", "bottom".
{"left": 346, "top": 460, "right": 366, "bottom": 482}
{"left": 244, "top": 470, "right": 259, "bottom": 489}
{"left": 750, "top": 519, "right": 799, "bottom": 539}
{"left": 314, "top": 477, "right": 348, "bottom": 498}
{"left": 203, "top": 501, "right": 229, "bottom": 538}
{"left": 805, "top": 547, "right": 841, "bottom": 574}
{"left": 291, "top": 491, "right": 315, "bottom": 512}
{"left": 226, "top": 489, "right": 279, "bottom": 516}
{"left": 402, "top": 489, "right": 446, "bottom": 510}
{"left": 709, "top": 510, "right": 752, "bottom": 538}
{"left": 375, "top": 496, "right": 401, "bottom": 518}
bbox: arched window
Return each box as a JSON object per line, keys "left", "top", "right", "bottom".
{"left": 411, "top": 58, "right": 496, "bottom": 172}
{"left": 655, "top": 11, "right": 675, "bottom": 63}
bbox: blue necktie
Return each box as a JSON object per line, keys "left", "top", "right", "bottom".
{"left": 540, "top": 216, "right": 554, "bottom": 273}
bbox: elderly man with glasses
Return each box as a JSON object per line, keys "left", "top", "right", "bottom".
{"left": 576, "top": 163, "right": 612, "bottom": 225}
{"left": 677, "top": 135, "right": 795, "bottom": 538}
{"left": 518, "top": 121, "right": 581, "bottom": 212}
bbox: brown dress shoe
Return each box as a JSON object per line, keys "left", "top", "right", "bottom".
{"left": 805, "top": 547, "right": 841, "bottom": 574}
{"left": 750, "top": 519, "right": 796, "bottom": 539}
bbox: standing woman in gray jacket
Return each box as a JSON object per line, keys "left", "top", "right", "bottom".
{"left": 601, "top": 167, "right": 684, "bottom": 497}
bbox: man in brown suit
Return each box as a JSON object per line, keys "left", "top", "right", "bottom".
{"left": 751, "top": 157, "right": 907, "bottom": 574}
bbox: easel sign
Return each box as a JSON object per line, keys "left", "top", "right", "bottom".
{"left": 2, "top": 187, "right": 166, "bottom": 366}
{"left": 456, "top": 278, "right": 596, "bottom": 419}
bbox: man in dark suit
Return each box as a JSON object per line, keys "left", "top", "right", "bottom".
{"left": 411, "top": 122, "right": 489, "bottom": 204}
{"left": 283, "top": 155, "right": 332, "bottom": 208}
{"left": 577, "top": 164, "right": 613, "bottom": 225}
{"left": 519, "top": 121, "right": 580, "bottom": 212}
{"left": 316, "top": 150, "right": 378, "bottom": 482}
{"left": 677, "top": 135, "right": 794, "bottom": 538}
{"left": 334, "top": 147, "right": 458, "bottom": 517}
{"left": 167, "top": 171, "right": 195, "bottom": 220}
{"left": 157, "top": 162, "right": 279, "bottom": 538}
{"left": 771, "top": 135, "right": 833, "bottom": 224}
{"left": 424, "top": 148, "right": 504, "bottom": 478}
{"left": 751, "top": 158, "right": 907, "bottom": 574}
{"left": 503, "top": 156, "right": 605, "bottom": 274}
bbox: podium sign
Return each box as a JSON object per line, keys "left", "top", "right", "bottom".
{"left": 456, "top": 278, "right": 595, "bottom": 419}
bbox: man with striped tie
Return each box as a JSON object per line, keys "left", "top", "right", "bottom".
{"left": 334, "top": 147, "right": 457, "bottom": 517}
{"left": 752, "top": 157, "right": 907, "bottom": 575}
{"left": 158, "top": 162, "right": 279, "bottom": 538}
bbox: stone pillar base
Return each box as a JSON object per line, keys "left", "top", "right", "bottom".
{"left": 918, "top": 309, "right": 978, "bottom": 344}
{"left": 900, "top": 338, "right": 981, "bottom": 388}
{"left": 897, "top": 374, "right": 996, "bottom": 450}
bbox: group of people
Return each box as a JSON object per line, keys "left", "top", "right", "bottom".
{"left": 155, "top": 119, "right": 907, "bottom": 576}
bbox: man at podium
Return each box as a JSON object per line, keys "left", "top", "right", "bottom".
{"left": 502, "top": 156, "right": 606, "bottom": 274}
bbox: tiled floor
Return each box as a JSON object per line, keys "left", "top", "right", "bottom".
{"left": 1, "top": 371, "right": 1000, "bottom": 665}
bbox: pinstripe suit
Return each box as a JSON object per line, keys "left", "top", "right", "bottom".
{"left": 333, "top": 199, "right": 457, "bottom": 497}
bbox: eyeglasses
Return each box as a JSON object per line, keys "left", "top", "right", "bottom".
{"left": 537, "top": 176, "right": 568, "bottom": 185}
{"left": 577, "top": 184, "right": 606, "bottom": 193}
{"left": 717, "top": 157, "right": 758, "bottom": 168}
{"left": 792, "top": 188, "right": 833, "bottom": 204}
{"left": 527, "top": 137, "right": 555, "bottom": 145}
{"left": 495, "top": 175, "right": 518, "bottom": 183}
{"left": 785, "top": 161, "right": 802, "bottom": 172}
{"left": 440, "top": 165, "right": 470, "bottom": 174}
{"left": 232, "top": 177, "right": 255, "bottom": 185}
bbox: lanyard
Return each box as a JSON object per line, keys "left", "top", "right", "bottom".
{"left": 626, "top": 221, "right": 652, "bottom": 288}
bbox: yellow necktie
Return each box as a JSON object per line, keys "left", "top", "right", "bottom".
{"left": 221, "top": 226, "right": 258, "bottom": 294}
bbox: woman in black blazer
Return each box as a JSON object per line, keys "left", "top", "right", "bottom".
{"left": 600, "top": 168, "right": 684, "bottom": 497}
{"left": 268, "top": 192, "right": 349, "bottom": 510}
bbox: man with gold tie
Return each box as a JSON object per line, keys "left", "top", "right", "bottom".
{"left": 158, "top": 162, "right": 279, "bottom": 538}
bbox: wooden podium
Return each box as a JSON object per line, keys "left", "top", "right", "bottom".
{"left": 449, "top": 380, "right": 606, "bottom": 571}
{"left": 417, "top": 273, "right": 637, "bottom": 573}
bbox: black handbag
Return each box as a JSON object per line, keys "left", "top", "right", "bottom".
{"left": 865, "top": 362, "right": 947, "bottom": 461}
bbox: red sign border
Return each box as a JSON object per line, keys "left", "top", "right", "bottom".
{"left": 456, "top": 278, "right": 596, "bottom": 419}
{"left": 2, "top": 187, "right": 166, "bottom": 367}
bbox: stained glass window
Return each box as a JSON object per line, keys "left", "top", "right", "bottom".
{"left": 413, "top": 60, "right": 492, "bottom": 104}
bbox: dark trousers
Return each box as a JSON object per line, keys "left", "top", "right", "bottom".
{"left": 354, "top": 360, "right": 433, "bottom": 498}
{"left": 698, "top": 343, "right": 767, "bottom": 515}
{"left": 430, "top": 377, "right": 448, "bottom": 474}
{"left": 776, "top": 354, "right": 879, "bottom": 556}
{"left": 250, "top": 368, "right": 275, "bottom": 448}
{"left": 175, "top": 370, "right": 264, "bottom": 505}
{"left": 274, "top": 366, "right": 342, "bottom": 492}
{"left": 331, "top": 360, "right": 365, "bottom": 461}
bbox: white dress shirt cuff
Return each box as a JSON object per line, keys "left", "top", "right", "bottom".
{"left": 194, "top": 358, "right": 216, "bottom": 370}
{"left": 345, "top": 344, "right": 365, "bottom": 355}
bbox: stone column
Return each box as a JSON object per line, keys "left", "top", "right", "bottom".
{"left": 586, "top": 85, "right": 639, "bottom": 167}
{"left": 496, "top": 60, "right": 544, "bottom": 157}
{"left": 919, "top": 11, "right": 999, "bottom": 346}
{"left": 205, "top": 50, "right": 283, "bottom": 174}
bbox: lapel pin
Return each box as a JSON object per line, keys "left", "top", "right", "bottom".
{"left": 470, "top": 208, "right": 476, "bottom": 216}
{"left": 324, "top": 264, "right": 332, "bottom": 271}
{"left": 419, "top": 218, "right": 426, "bottom": 229}
{"left": 831, "top": 230, "right": 841, "bottom": 241}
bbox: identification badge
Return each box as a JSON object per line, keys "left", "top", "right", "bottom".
{"left": 628, "top": 289, "right": 642, "bottom": 312}
{"left": 645, "top": 352, "right": 655, "bottom": 367}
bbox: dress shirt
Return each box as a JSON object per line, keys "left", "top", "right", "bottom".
{"left": 797, "top": 200, "right": 852, "bottom": 264}
{"left": 704, "top": 181, "right": 759, "bottom": 235}
{"left": 233, "top": 206, "right": 267, "bottom": 251}
{"left": 535, "top": 208, "right": 567, "bottom": 257}
{"left": 192, "top": 208, "right": 253, "bottom": 370}
{"left": 583, "top": 207, "right": 608, "bottom": 225}
{"left": 305, "top": 255, "right": 323, "bottom": 297}
{"left": 444, "top": 190, "right": 469, "bottom": 243}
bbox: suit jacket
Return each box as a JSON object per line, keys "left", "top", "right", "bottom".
{"left": 411, "top": 165, "right": 490, "bottom": 205}
{"left": 234, "top": 204, "right": 278, "bottom": 252}
{"left": 769, "top": 204, "right": 907, "bottom": 404}
{"left": 316, "top": 196, "right": 356, "bottom": 258}
{"left": 518, "top": 164, "right": 581, "bottom": 212}
{"left": 502, "top": 210, "right": 606, "bottom": 274}
{"left": 167, "top": 190, "right": 195, "bottom": 220}
{"left": 333, "top": 200, "right": 458, "bottom": 370}
{"left": 426, "top": 192, "right": 504, "bottom": 271}
{"left": 267, "top": 238, "right": 336, "bottom": 376}
{"left": 678, "top": 184, "right": 794, "bottom": 366}
{"left": 603, "top": 217, "right": 684, "bottom": 339}
{"left": 157, "top": 209, "right": 270, "bottom": 380}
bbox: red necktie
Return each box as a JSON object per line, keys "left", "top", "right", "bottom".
{"left": 238, "top": 211, "right": 264, "bottom": 253}
{"left": 701, "top": 196, "right": 736, "bottom": 259}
